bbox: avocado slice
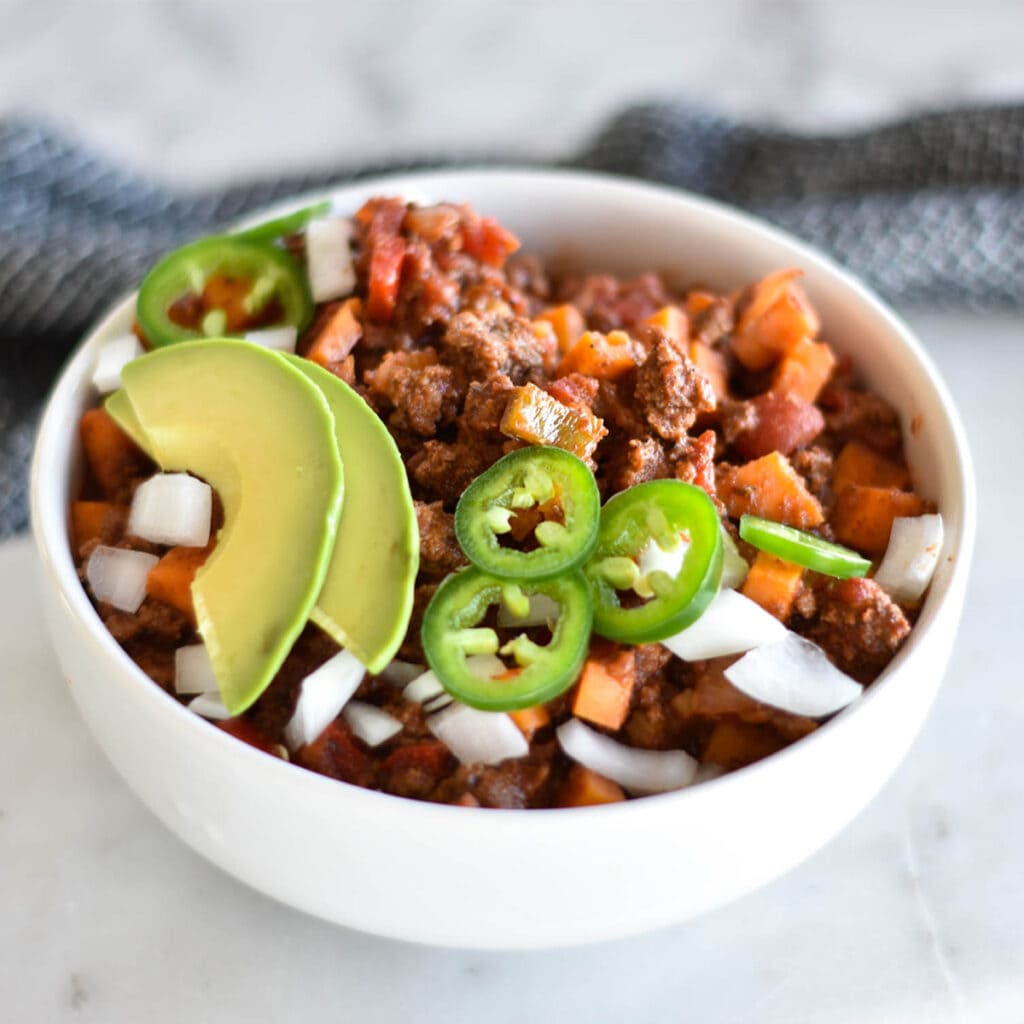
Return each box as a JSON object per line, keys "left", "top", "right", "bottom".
{"left": 285, "top": 356, "right": 418, "bottom": 673}
{"left": 112, "top": 340, "right": 344, "bottom": 714}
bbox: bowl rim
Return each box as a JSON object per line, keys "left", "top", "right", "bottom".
{"left": 30, "top": 165, "right": 977, "bottom": 828}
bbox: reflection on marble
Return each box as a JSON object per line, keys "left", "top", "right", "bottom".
{"left": 2, "top": 313, "right": 1022, "bottom": 1022}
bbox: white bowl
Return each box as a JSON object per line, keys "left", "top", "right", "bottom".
{"left": 30, "top": 169, "right": 975, "bottom": 949}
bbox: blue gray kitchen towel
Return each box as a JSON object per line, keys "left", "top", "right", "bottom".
{"left": 3, "top": 103, "right": 1023, "bottom": 536}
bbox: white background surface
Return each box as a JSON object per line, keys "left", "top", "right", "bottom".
{"left": 2, "top": 2, "right": 1023, "bottom": 1020}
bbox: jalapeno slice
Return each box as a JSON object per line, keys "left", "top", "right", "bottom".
{"left": 739, "top": 514, "right": 870, "bottom": 578}
{"left": 137, "top": 235, "right": 314, "bottom": 348}
{"left": 585, "top": 480, "right": 723, "bottom": 644}
{"left": 232, "top": 199, "right": 332, "bottom": 243}
{"left": 421, "top": 567, "right": 592, "bottom": 711}
{"left": 454, "top": 447, "right": 600, "bottom": 581}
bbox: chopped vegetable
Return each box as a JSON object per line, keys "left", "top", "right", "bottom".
{"left": 70, "top": 500, "right": 112, "bottom": 552}
{"left": 537, "top": 304, "right": 585, "bottom": 352}
{"left": 689, "top": 341, "right": 729, "bottom": 400}
{"left": 427, "top": 701, "right": 528, "bottom": 766}
{"left": 557, "top": 330, "right": 638, "bottom": 380}
{"left": 343, "top": 701, "right": 403, "bottom": 747}
{"left": 724, "top": 632, "right": 863, "bottom": 717}
{"left": 719, "top": 528, "right": 750, "bottom": 589}
{"left": 718, "top": 451, "right": 824, "bottom": 529}
{"left": 233, "top": 199, "right": 332, "bottom": 244}
{"left": 508, "top": 703, "right": 551, "bottom": 740}
{"left": 571, "top": 645, "right": 636, "bottom": 731}
{"left": 377, "top": 659, "right": 426, "bottom": 687}
{"left": 832, "top": 441, "right": 910, "bottom": 495}
{"left": 833, "top": 486, "right": 926, "bottom": 555}
{"left": 421, "top": 568, "right": 592, "bottom": 712}
{"left": 662, "top": 588, "right": 785, "bottom": 661}
{"left": 283, "top": 649, "right": 365, "bottom": 751}
{"left": 136, "top": 236, "right": 313, "bottom": 348}
{"left": 731, "top": 269, "right": 819, "bottom": 371}
{"left": 174, "top": 643, "right": 219, "bottom": 695}
{"left": 772, "top": 337, "right": 837, "bottom": 402}
{"left": 146, "top": 544, "right": 211, "bottom": 622}
{"left": 85, "top": 545, "right": 159, "bottom": 613}
{"left": 500, "top": 382, "right": 607, "bottom": 462}
{"left": 559, "top": 764, "right": 626, "bottom": 807}
{"left": 244, "top": 326, "right": 298, "bottom": 353}
{"left": 127, "top": 473, "right": 212, "bottom": 548}
{"left": 454, "top": 446, "right": 600, "bottom": 581}
{"left": 79, "top": 407, "right": 149, "bottom": 499}
{"left": 739, "top": 514, "right": 870, "bottom": 578}
{"left": 874, "top": 513, "right": 944, "bottom": 603}
{"left": 366, "top": 235, "right": 405, "bottom": 322}
{"left": 644, "top": 305, "right": 688, "bottom": 345}
{"left": 91, "top": 334, "right": 143, "bottom": 394}
{"left": 188, "top": 692, "right": 232, "bottom": 721}
{"left": 304, "top": 217, "right": 356, "bottom": 303}
{"left": 740, "top": 551, "right": 805, "bottom": 621}
{"left": 557, "top": 719, "right": 697, "bottom": 794}
{"left": 306, "top": 297, "right": 363, "bottom": 369}
{"left": 585, "top": 480, "right": 723, "bottom": 644}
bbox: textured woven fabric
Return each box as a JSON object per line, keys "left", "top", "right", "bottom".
{"left": 3, "top": 103, "right": 1023, "bottom": 536}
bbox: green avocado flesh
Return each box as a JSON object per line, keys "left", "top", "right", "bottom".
{"left": 285, "top": 356, "right": 418, "bottom": 673}
{"left": 110, "top": 340, "right": 344, "bottom": 715}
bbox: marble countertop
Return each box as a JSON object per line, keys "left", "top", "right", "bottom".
{"left": 2, "top": 311, "right": 1022, "bottom": 1022}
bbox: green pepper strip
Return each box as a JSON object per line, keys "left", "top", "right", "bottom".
{"left": 738, "top": 514, "right": 871, "bottom": 578}
{"left": 585, "top": 480, "right": 723, "bottom": 644}
{"left": 454, "top": 446, "right": 600, "bottom": 581}
{"left": 421, "top": 567, "right": 593, "bottom": 712}
{"left": 137, "top": 235, "right": 313, "bottom": 348}
{"left": 232, "top": 200, "right": 332, "bottom": 243}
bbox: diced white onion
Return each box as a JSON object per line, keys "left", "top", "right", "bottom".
{"left": 638, "top": 536, "right": 689, "bottom": 581}
{"left": 428, "top": 702, "right": 528, "bottom": 766}
{"left": 244, "top": 325, "right": 298, "bottom": 353}
{"left": 662, "top": 588, "right": 786, "bottom": 662}
{"left": 557, "top": 719, "right": 697, "bottom": 794}
{"left": 402, "top": 655, "right": 505, "bottom": 711}
{"left": 720, "top": 529, "right": 750, "bottom": 589}
{"left": 188, "top": 692, "right": 232, "bottom": 721}
{"left": 343, "top": 701, "right": 403, "bottom": 747}
{"left": 874, "top": 514, "right": 944, "bottom": 604}
{"left": 403, "top": 669, "right": 448, "bottom": 706}
{"left": 495, "top": 593, "right": 561, "bottom": 629}
{"left": 378, "top": 659, "right": 427, "bottom": 686}
{"left": 91, "top": 334, "right": 143, "bottom": 394}
{"left": 724, "top": 632, "right": 863, "bottom": 718}
{"left": 85, "top": 546, "right": 158, "bottom": 613}
{"left": 305, "top": 217, "right": 356, "bottom": 303}
{"left": 174, "top": 644, "right": 219, "bottom": 695}
{"left": 283, "top": 649, "right": 365, "bottom": 750}
{"left": 128, "top": 473, "right": 212, "bottom": 548}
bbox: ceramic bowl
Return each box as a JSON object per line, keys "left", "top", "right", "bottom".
{"left": 30, "top": 169, "right": 975, "bottom": 949}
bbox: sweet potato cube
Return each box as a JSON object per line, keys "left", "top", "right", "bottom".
{"left": 718, "top": 451, "right": 824, "bottom": 529}
{"left": 508, "top": 704, "right": 551, "bottom": 741}
{"left": 536, "top": 304, "right": 585, "bottom": 353}
{"left": 306, "top": 297, "right": 363, "bottom": 368}
{"left": 79, "top": 407, "right": 150, "bottom": 499}
{"left": 741, "top": 551, "right": 804, "bottom": 622}
{"left": 833, "top": 486, "right": 926, "bottom": 555}
{"left": 644, "top": 305, "right": 688, "bottom": 345}
{"left": 559, "top": 764, "right": 626, "bottom": 807}
{"left": 689, "top": 341, "right": 729, "bottom": 400}
{"left": 685, "top": 291, "right": 718, "bottom": 317}
{"left": 557, "top": 330, "right": 638, "bottom": 380}
{"left": 501, "top": 382, "right": 607, "bottom": 461}
{"left": 772, "top": 337, "right": 837, "bottom": 403}
{"left": 731, "top": 269, "right": 819, "bottom": 371}
{"left": 572, "top": 647, "right": 636, "bottom": 731}
{"left": 70, "top": 501, "right": 113, "bottom": 552}
{"left": 146, "top": 545, "right": 212, "bottom": 623}
{"left": 832, "top": 441, "right": 911, "bottom": 496}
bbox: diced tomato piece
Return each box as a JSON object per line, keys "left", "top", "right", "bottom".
{"left": 366, "top": 235, "right": 406, "bottom": 322}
